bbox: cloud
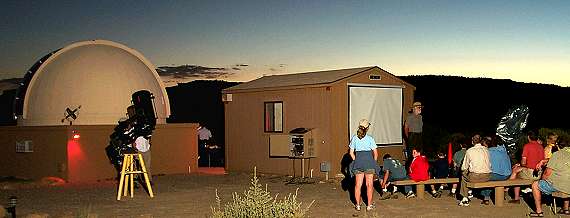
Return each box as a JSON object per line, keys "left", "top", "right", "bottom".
{"left": 156, "top": 65, "right": 234, "bottom": 80}
{"left": 236, "top": 64, "right": 249, "bottom": 67}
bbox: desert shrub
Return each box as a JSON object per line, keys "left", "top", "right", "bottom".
{"left": 211, "top": 167, "right": 313, "bottom": 218}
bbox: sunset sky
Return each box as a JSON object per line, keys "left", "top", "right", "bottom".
{"left": 1, "top": 0, "right": 569, "bottom": 87}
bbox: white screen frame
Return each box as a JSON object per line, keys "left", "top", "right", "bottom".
{"left": 348, "top": 84, "right": 403, "bottom": 146}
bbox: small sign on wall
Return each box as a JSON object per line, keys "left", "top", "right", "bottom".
{"left": 16, "top": 140, "right": 34, "bottom": 153}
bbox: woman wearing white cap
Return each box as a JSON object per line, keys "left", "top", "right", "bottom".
{"left": 349, "top": 119, "right": 378, "bottom": 211}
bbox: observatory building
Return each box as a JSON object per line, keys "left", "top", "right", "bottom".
{"left": 0, "top": 40, "right": 197, "bottom": 182}
{"left": 14, "top": 40, "right": 170, "bottom": 126}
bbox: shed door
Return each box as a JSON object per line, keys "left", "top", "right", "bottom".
{"left": 348, "top": 85, "right": 403, "bottom": 145}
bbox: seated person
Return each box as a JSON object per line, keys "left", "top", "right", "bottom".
{"left": 408, "top": 147, "right": 430, "bottom": 198}
{"left": 508, "top": 130, "right": 545, "bottom": 204}
{"left": 544, "top": 132, "right": 559, "bottom": 160}
{"left": 458, "top": 134, "right": 491, "bottom": 207}
{"left": 380, "top": 154, "right": 412, "bottom": 199}
{"left": 528, "top": 136, "right": 570, "bottom": 217}
{"left": 430, "top": 152, "right": 449, "bottom": 198}
{"left": 480, "top": 136, "right": 512, "bottom": 205}
{"left": 450, "top": 136, "right": 469, "bottom": 197}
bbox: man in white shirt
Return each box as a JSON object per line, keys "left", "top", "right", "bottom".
{"left": 458, "top": 134, "right": 491, "bottom": 206}
{"left": 197, "top": 123, "right": 212, "bottom": 166}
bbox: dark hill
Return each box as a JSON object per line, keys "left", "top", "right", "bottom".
{"left": 399, "top": 75, "right": 569, "bottom": 134}
{"left": 165, "top": 80, "right": 240, "bottom": 147}
{"left": 398, "top": 75, "right": 570, "bottom": 155}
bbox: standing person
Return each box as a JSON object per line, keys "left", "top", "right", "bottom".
{"left": 508, "top": 130, "right": 545, "bottom": 204}
{"left": 480, "top": 136, "right": 511, "bottom": 205}
{"left": 197, "top": 123, "right": 213, "bottom": 167}
{"left": 404, "top": 102, "right": 423, "bottom": 159}
{"left": 458, "top": 134, "right": 491, "bottom": 206}
{"left": 349, "top": 119, "right": 378, "bottom": 211}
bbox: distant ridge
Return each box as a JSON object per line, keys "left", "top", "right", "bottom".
{"left": 398, "top": 75, "right": 570, "bottom": 132}
{"left": 1, "top": 76, "right": 568, "bottom": 134}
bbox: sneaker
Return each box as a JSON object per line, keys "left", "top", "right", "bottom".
{"left": 405, "top": 192, "right": 416, "bottom": 199}
{"left": 355, "top": 204, "right": 361, "bottom": 211}
{"left": 522, "top": 187, "right": 532, "bottom": 193}
{"left": 432, "top": 190, "right": 442, "bottom": 198}
{"left": 481, "top": 200, "right": 490, "bottom": 205}
{"left": 467, "top": 190, "right": 473, "bottom": 199}
{"left": 458, "top": 199, "right": 470, "bottom": 206}
{"left": 366, "top": 205, "right": 375, "bottom": 211}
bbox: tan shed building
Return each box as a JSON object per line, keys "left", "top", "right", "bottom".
{"left": 222, "top": 66, "right": 416, "bottom": 178}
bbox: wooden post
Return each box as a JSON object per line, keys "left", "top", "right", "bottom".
{"left": 301, "top": 159, "right": 305, "bottom": 178}
{"left": 494, "top": 187, "right": 504, "bottom": 207}
{"left": 417, "top": 184, "right": 425, "bottom": 199}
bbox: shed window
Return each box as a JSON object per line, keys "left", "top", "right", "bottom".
{"left": 369, "top": 74, "right": 381, "bottom": 80}
{"left": 264, "top": 102, "right": 283, "bottom": 132}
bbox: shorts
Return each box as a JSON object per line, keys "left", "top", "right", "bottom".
{"left": 354, "top": 169, "right": 376, "bottom": 175}
{"left": 518, "top": 168, "right": 540, "bottom": 180}
{"left": 538, "top": 180, "right": 558, "bottom": 195}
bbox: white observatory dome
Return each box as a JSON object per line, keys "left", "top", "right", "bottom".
{"left": 16, "top": 40, "right": 170, "bottom": 126}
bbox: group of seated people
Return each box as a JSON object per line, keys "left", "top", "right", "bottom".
{"left": 379, "top": 147, "right": 444, "bottom": 199}
{"left": 459, "top": 130, "right": 570, "bottom": 217}
{"left": 379, "top": 130, "right": 570, "bottom": 217}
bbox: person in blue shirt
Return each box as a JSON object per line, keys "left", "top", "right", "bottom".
{"left": 349, "top": 119, "right": 378, "bottom": 211}
{"left": 480, "top": 136, "right": 512, "bottom": 205}
{"left": 379, "top": 154, "right": 413, "bottom": 200}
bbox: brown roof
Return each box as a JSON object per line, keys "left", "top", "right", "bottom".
{"left": 225, "top": 66, "right": 381, "bottom": 91}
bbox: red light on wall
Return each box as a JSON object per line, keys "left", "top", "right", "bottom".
{"left": 72, "top": 131, "right": 80, "bottom": 140}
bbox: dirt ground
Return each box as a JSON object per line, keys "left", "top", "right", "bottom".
{"left": 0, "top": 171, "right": 558, "bottom": 218}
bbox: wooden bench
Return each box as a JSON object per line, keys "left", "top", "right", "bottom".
{"left": 465, "top": 179, "right": 533, "bottom": 207}
{"left": 552, "top": 191, "right": 570, "bottom": 214}
{"left": 392, "top": 178, "right": 459, "bottom": 199}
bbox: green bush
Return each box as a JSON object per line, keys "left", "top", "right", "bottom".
{"left": 211, "top": 167, "right": 313, "bottom": 218}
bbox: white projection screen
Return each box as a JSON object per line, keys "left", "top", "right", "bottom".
{"left": 349, "top": 85, "right": 403, "bottom": 145}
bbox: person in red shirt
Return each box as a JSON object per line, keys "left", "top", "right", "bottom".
{"left": 508, "top": 130, "right": 545, "bottom": 204}
{"left": 407, "top": 147, "right": 430, "bottom": 198}
{"left": 409, "top": 147, "right": 430, "bottom": 181}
